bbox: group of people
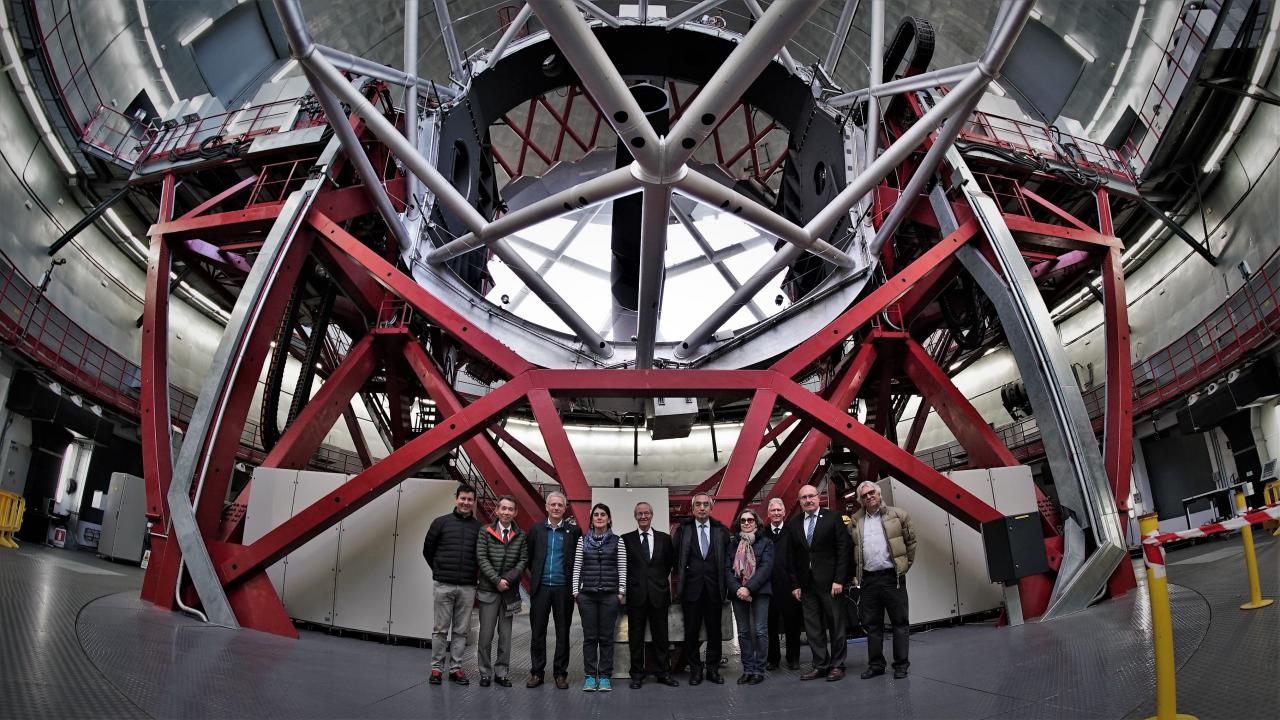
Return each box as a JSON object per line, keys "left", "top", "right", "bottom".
{"left": 420, "top": 479, "right": 917, "bottom": 693}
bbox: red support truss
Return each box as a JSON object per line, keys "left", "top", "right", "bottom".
{"left": 136, "top": 81, "right": 1144, "bottom": 636}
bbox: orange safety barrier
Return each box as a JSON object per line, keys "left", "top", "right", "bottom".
{"left": 0, "top": 490, "right": 25, "bottom": 549}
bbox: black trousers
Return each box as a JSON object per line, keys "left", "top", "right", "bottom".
{"left": 801, "top": 585, "right": 848, "bottom": 670}
{"left": 861, "top": 570, "right": 910, "bottom": 671}
{"left": 767, "top": 590, "right": 802, "bottom": 665}
{"left": 626, "top": 601, "right": 671, "bottom": 678}
{"left": 529, "top": 584, "right": 574, "bottom": 678}
{"left": 681, "top": 592, "right": 723, "bottom": 671}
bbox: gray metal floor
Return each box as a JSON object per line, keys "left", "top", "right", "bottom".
{"left": 0, "top": 534, "right": 1275, "bottom": 719}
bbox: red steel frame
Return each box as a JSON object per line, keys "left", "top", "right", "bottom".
{"left": 133, "top": 72, "right": 1151, "bottom": 634}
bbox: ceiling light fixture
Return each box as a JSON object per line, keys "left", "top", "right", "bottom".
{"left": 134, "top": 0, "right": 178, "bottom": 105}
{"left": 1085, "top": 0, "right": 1146, "bottom": 136}
{"left": 988, "top": 80, "right": 1007, "bottom": 97}
{"left": 1029, "top": 8, "right": 1042, "bottom": 21}
{"left": 1063, "top": 34, "right": 1096, "bottom": 63}
{"left": 179, "top": 17, "right": 214, "bottom": 47}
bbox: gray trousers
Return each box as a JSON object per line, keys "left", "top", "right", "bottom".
{"left": 476, "top": 589, "right": 513, "bottom": 679}
{"left": 431, "top": 581, "right": 476, "bottom": 671}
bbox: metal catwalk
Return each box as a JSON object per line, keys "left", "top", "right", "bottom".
{"left": 0, "top": 537, "right": 1274, "bottom": 719}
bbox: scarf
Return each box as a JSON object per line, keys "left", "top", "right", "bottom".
{"left": 732, "top": 530, "right": 757, "bottom": 583}
{"left": 585, "top": 528, "right": 614, "bottom": 551}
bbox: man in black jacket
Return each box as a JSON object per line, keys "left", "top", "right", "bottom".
{"left": 789, "top": 484, "right": 852, "bottom": 682}
{"left": 525, "top": 490, "right": 582, "bottom": 690}
{"left": 621, "top": 501, "right": 679, "bottom": 689}
{"left": 423, "top": 484, "right": 482, "bottom": 685}
{"left": 674, "top": 492, "right": 730, "bottom": 685}
{"left": 764, "top": 497, "right": 801, "bottom": 671}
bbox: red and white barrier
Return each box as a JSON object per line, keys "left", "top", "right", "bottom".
{"left": 1140, "top": 504, "right": 1280, "bottom": 579}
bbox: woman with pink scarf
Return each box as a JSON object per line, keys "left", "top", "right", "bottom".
{"left": 724, "top": 508, "right": 774, "bottom": 684}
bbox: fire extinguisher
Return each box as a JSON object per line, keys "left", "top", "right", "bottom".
{"left": 52, "top": 526, "right": 67, "bottom": 548}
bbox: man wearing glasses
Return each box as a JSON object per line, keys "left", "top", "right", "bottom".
{"left": 849, "top": 480, "right": 917, "bottom": 680}
{"left": 788, "top": 484, "right": 852, "bottom": 682}
{"left": 674, "top": 492, "right": 730, "bottom": 685}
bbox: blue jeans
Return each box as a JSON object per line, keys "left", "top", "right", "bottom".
{"left": 731, "top": 595, "right": 770, "bottom": 674}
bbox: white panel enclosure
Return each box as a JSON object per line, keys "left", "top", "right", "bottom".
{"left": 242, "top": 468, "right": 298, "bottom": 591}
{"left": 281, "top": 471, "right": 345, "bottom": 626}
{"left": 332, "top": 487, "right": 399, "bottom": 634}
{"left": 247, "top": 469, "right": 459, "bottom": 640}
{"left": 878, "top": 478, "right": 959, "bottom": 624}
{"left": 947, "top": 470, "right": 1004, "bottom": 615}
{"left": 877, "top": 466, "right": 1039, "bottom": 624}
{"left": 388, "top": 479, "right": 460, "bottom": 640}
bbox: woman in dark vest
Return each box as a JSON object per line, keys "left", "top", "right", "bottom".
{"left": 572, "top": 502, "right": 627, "bottom": 692}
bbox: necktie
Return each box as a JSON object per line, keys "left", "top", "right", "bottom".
{"left": 641, "top": 531, "right": 650, "bottom": 560}
{"left": 699, "top": 524, "right": 709, "bottom": 557}
{"left": 502, "top": 528, "right": 509, "bottom": 543}
{"left": 806, "top": 514, "right": 816, "bottom": 545}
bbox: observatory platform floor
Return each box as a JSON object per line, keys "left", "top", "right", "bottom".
{"left": 0, "top": 535, "right": 1274, "bottom": 719}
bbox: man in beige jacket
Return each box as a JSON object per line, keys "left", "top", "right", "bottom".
{"left": 849, "top": 480, "right": 916, "bottom": 679}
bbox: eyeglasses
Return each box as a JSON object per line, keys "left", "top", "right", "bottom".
{"left": 859, "top": 493, "right": 877, "bottom": 500}
{"left": 739, "top": 518, "right": 756, "bottom": 524}
{"left": 798, "top": 493, "right": 819, "bottom": 500}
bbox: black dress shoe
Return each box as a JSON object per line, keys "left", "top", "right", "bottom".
{"left": 766, "top": 661, "right": 779, "bottom": 671}
{"left": 706, "top": 671, "right": 724, "bottom": 685}
{"left": 893, "top": 668, "right": 909, "bottom": 679}
{"left": 630, "top": 678, "right": 643, "bottom": 689}
{"left": 737, "top": 674, "right": 751, "bottom": 685}
{"left": 479, "top": 676, "right": 491, "bottom": 687}
{"left": 656, "top": 675, "right": 680, "bottom": 687}
{"left": 785, "top": 660, "right": 800, "bottom": 671}
{"left": 749, "top": 674, "right": 764, "bottom": 685}
{"left": 495, "top": 677, "right": 512, "bottom": 687}
{"left": 860, "top": 668, "right": 885, "bottom": 679}
{"left": 689, "top": 670, "right": 704, "bottom": 686}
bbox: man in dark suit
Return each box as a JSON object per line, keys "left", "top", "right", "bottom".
{"left": 789, "top": 484, "right": 852, "bottom": 682}
{"left": 621, "top": 502, "right": 680, "bottom": 689}
{"left": 674, "top": 492, "right": 730, "bottom": 686}
{"left": 764, "top": 497, "right": 801, "bottom": 671}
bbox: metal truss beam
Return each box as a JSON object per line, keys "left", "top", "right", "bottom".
{"left": 402, "top": 340, "right": 546, "bottom": 522}
{"left": 771, "top": 219, "right": 978, "bottom": 378}
{"left": 527, "top": 387, "right": 594, "bottom": 524}
{"left": 139, "top": 173, "right": 177, "bottom": 607}
{"left": 262, "top": 333, "right": 380, "bottom": 470}
{"left": 768, "top": 341, "right": 878, "bottom": 509}
{"left": 900, "top": 336, "right": 1017, "bottom": 468}
{"left": 309, "top": 211, "right": 534, "bottom": 378}
{"left": 711, "top": 389, "right": 778, "bottom": 524}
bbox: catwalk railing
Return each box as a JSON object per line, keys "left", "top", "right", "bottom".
{"left": 917, "top": 244, "right": 1280, "bottom": 470}
{"left": 0, "top": 249, "right": 365, "bottom": 474}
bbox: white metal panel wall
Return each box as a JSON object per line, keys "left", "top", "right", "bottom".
{"left": 877, "top": 466, "right": 1038, "bottom": 624}
{"left": 246, "top": 469, "right": 458, "bottom": 640}
{"left": 947, "top": 470, "right": 1004, "bottom": 615}
{"left": 878, "top": 479, "right": 959, "bottom": 624}
{"left": 332, "top": 488, "right": 399, "bottom": 634}
{"left": 280, "top": 471, "right": 345, "bottom": 626}
{"left": 388, "top": 479, "right": 459, "bottom": 640}
{"left": 242, "top": 467, "right": 297, "bottom": 591}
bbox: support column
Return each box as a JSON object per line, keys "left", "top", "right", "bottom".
{"left": 140, "top": 174, "right": 178, "bottom": 606}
